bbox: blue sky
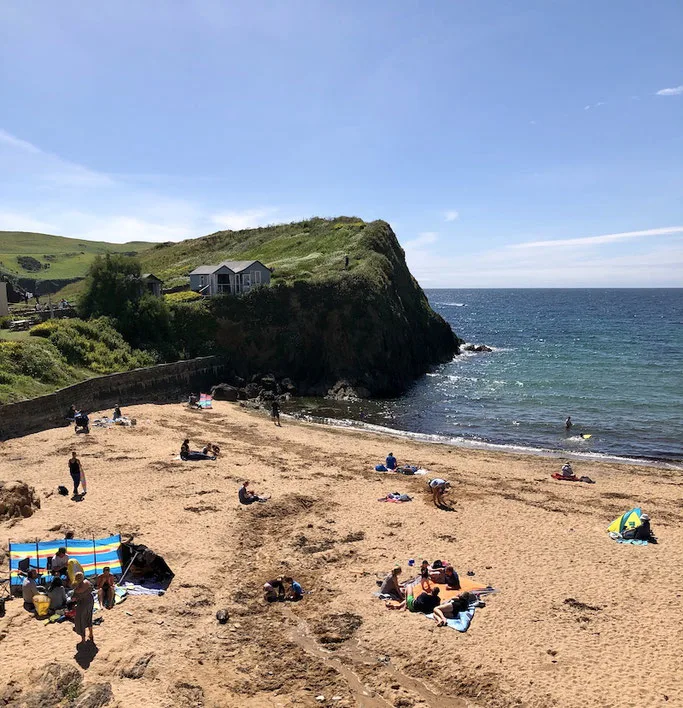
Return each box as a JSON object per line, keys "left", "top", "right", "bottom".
{"left": 1, "top": 0, "right": 681, "bottom": 287}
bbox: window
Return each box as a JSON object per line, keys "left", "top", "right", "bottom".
{"left": 243, "top": 273, "right": 251, "bottom": 287}
{"left": 253, "top": 270, "right": 261, "bottom": 285}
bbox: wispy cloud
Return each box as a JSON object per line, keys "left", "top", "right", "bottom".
{"left": 510, "top": 226, "right": 683, "bottom": 250}
{"left": 404, "top": 232, "right": 438, "bottom": 249}
{"left": 584, "top": 101, "right": 606, "bottom": 110}
{"left": 656, "top": 85, "right": 683, "bottom": 96}
{"left": 444, "top": 210, "right": 460, "bottom": 222}
{"left": 0, "top": 129, "right": 41, "bottom": 154}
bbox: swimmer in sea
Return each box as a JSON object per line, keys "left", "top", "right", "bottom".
{"left": 565, "top": 416, "right": 573, "bottom": 431}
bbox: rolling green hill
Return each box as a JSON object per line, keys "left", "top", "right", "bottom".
{"left": 0, "top": 230, "right": 155, "bottom": 281}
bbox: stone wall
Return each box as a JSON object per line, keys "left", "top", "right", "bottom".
{"left": 0, "top": 356, "right": 229, "bottom": 440}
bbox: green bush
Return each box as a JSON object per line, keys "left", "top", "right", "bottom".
{"left": 0, "top": 316, "right": 11, "bottom": 329}
{"left": 164, "top": 290, "right": 201, "bottom": 304}
{"left": 30, "top": 318, "right": 155, "bottom": 372}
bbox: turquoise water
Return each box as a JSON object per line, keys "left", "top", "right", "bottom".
{"left": 294, "top": 289, "right": 683, "bottom": 465}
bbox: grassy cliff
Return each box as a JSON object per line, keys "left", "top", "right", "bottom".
{"left": 162, "top": 218, "right": 459, "bottom": 396}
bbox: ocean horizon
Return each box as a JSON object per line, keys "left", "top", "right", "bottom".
{"left": 291, "top": 288, "right": 683, "bottom": 467}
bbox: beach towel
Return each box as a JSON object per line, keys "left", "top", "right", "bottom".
{"left": 378, "top": 493, "right": 412, "bottom": 503}
{"left": 551, "top": 472, "right": 578, "bottom": 482}
{"left": 198, "top": 394, "right": 213, "bottom": 409}
{"left": 608, "top": 532, "right": 648, "bottom": 545}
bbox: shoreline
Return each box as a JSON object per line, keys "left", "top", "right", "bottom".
{"left": 1, "top": 400, "right": 681, "bottom": 707}
{"left": 289, "top": 411, "right": 683, "bottom": 470}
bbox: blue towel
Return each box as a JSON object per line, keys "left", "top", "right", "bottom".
{"left": 425, "top": 604, "right": 477, "bottom": 632}
{"left": 616, "top": 538, "right": 648, "bottom": 545}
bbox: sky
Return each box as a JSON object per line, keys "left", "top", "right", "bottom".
{"left": 1, "top": 0, "right": 682, "bottom": 287}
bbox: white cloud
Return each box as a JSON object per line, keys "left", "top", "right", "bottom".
{"left": 444, "top": 210, "right": 460, "bottom": 222}
{"left": 210, "top": 208, "right": 279, "bottom": 231}
{"left": 0, "top": 129, "right": 41, "bottom": 154}
{"left": 0, "top": 211, "right": 57, "bottom": 234}
{"left": 404, "top": 232, "right": 438, "bottom": 250}
{"left": 656, "top": 85, "right": 683, "bottom": 96}
{"left": 510, "top": 226, "right": 683, "bottom": 250}
{"left": 584, "top": 105, "right": 591, "bottom": 110}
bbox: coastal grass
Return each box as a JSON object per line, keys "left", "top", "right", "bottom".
{"left": 0, "top": 318, "right": 154, "bottom": 404}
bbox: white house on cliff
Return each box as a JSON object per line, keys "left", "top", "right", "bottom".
{"left": 189, "top": 260, "right": 271, "bottom": 296}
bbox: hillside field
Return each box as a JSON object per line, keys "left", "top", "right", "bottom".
{"left": 0, "top": 230, "right": 155, "bottom": 281}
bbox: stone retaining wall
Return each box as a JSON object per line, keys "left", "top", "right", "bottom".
{"left": 0, "top": 356, "right": 229, "bottom": 440}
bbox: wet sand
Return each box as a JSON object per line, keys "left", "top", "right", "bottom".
{"left": 1, "top": 401, "right": 682, "bottom": 707}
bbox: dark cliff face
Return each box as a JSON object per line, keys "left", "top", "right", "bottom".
{"left": 206, "top": 221, "right": 459, "bottom": 396}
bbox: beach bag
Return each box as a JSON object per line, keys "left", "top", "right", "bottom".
{"left": 375, "top": 464, "right": 387, "bottom": 472}
{"left": 397, "top": 466, "right": 415, "bottom": 475}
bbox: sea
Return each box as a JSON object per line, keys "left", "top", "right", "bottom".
{"left": 292, "top": 289, "right": 683, "bottom": 468}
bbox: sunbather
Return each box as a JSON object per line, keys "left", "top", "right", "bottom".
{"left": 432, "top": 592, "right": 476, "bottom": 626}
{"left": 47, "top": 576, "right": 67, "bottom": 610}
{"left": 379, "top": 566, "right": 404, "bottom": 600}
{"left": 180, "top": 439, "right": 215, "bottom": 461}
{"left": 113, "top": 405, "right": 122, "bottom": 420}
{"left": 386, "top": 452, "right": 397, "bottom": 470}
{"left": 387, "top": 584, "right": 440, "bottom": 613}
{"left": 561, "top": 462, "right": 574, "bottom": 477}
{"left": 419, "top": 566, "right": 433, "bottom": 593}
{"left": 622, "top": 513, "right": 656, "bottom": 542}
{"left": 443, "top": 565, "right": 461, "bottom": 590}
{"left": 96, "top": 566, "right": 116, "bottom": 609}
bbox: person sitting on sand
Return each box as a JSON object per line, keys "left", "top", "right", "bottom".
{"left": 432, "top": 592, "right": 477, "bottom": 626}
{"left": 284, "top": 576, "right": 303, "bottom": 601}
{"left": 188, "top": 393, "right": 199, "bottom": 408}
{"left": 428, "top": 478, "right": 451, "bottom": 507}
{"left": 47, "top": 576, "right": 67, "bottom": 610}
{"left": 238, "top": 481, "right": 269, "bottom": 505}
{"left": 379, "top": 566, "right": 404, "bottom": 600}
{"left": 623, "top": 513, "right": 656, "bottom": 542}
{"left": 264, "top": 577, "right": 286, "bottom": 602}
{"left": 443, "top": 565, "right": 461, "bottom": 590}
{"left": 386, "top": 452, "right": 397, "bottom": 470}
{"left": 22, "top": 569, "right": 39, "bottom": 612}
{"left": 96, "top": 566, "right": 116, "bottom": 609}
{"left": 113, "top": 405, "right": 122, "bottom": 420}
{"left": 66, "top": 404, "right": 77, "bottom": 421}
{"left": 51, "top": 547, "right": 69, "bottom": 579}
{"left": 561, "top": 462, "right": 574, "bottom": 477}
{"left": 419, "top": 566, "right": 433, "bottom": 593}
{"left": 180, "top": 439, "right": 215, "bottom": 461}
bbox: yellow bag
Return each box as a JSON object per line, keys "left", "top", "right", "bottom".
{"left": 33, "top": 592, "right": 51, "bottom": 618}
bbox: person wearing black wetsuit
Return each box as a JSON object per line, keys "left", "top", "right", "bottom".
{"left": 68, "top": 452, "right": 83, "bottom": 496}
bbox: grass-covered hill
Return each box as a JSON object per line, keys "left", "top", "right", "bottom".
{"left": 139, "top": 217, "right": 370, "bottom": 290}
{"left": 0, "top": 230, "right": 154, "bottom": 282}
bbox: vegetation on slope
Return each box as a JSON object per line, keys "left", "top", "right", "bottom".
{"left": 0, "top": 318, "right": 153, "bottom": 404}
{"left": 0, "top": 230, "right": 154, "bottom": 281}
{"left": 139, "top": 216, "right": 368, "bottom": 290}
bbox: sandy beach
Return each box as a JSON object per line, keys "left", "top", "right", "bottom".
{"left": 1, "top": 401, "right": 681, "bottom": 708}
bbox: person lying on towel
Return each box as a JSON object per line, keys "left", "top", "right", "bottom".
{"left": 432, "top": 591, "right": 477, "bottom": 627}
{"left": 180, "top": 439, "right": 216, "bottom": 461}
{"left": 388, "top": 585, "right": 441, "bottom": 613}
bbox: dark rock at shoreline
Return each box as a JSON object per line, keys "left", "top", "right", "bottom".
{"left": 462, "top": 343, "right": 493, "bottom": 353}
{"left": 211, "top": 383, "right": 239, "bottom": 401}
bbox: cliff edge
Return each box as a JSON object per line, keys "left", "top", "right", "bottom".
{"left": 151, "top": 218, "right": 459, "bottom": 397}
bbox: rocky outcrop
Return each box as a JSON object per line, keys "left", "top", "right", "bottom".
{"left": 462, "top": 343, "right": 493, "bottom": 353}
{"left": 0, "top": 481, "right": 40, "bottom": 520}
{"left": 207, "top": 221, "right": 459, "bottom": 397}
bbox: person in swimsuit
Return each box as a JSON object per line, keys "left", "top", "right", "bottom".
{"left": 379, "top": 566, "right": 404, "bottom": 600}
{"left": 432, "top": 592, "right": 477, "bottom": 626}
{"left": 68, "top": 452, "right": 84, "bottom": 496}
{"left": 96, "top": 566, "right": 116, "bottom": 609}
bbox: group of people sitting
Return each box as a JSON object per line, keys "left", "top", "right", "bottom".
{"left": 180, "top": 439, "right": 220, "bottom": 461}
{"left": 381, "top": 561, "right": 477, "bottom": 626}
{"left": 21, "top": 547, "right": 117, "bottom": 617}
{"left": 263, "top": 576, "right": 303, "bottom": 602}
{"left": 376, "top": 452, "right": 420, "bottom": 476}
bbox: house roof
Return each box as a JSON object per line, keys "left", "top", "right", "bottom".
{"left": 141, "top": 273, "right": 163, "bottom": 282}
{"left": 189, "top": 265, "right": 221, "bottom": 275}
{"left": 219, "top": 260, "right": 261, "bottom": 272}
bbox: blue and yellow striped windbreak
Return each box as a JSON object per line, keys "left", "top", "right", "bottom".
{"left": 9, "top": 534, "right": 122, "bottom": 586}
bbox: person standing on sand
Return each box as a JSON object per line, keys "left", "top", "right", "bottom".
{"left": 68, "top": 451, "right": 84, "bottom": 497}
{"left": 72, "top": 572, "right": 95, "bottom": 644}
{"left": 271, "top": 399, "right": 281, "bottom": 426}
